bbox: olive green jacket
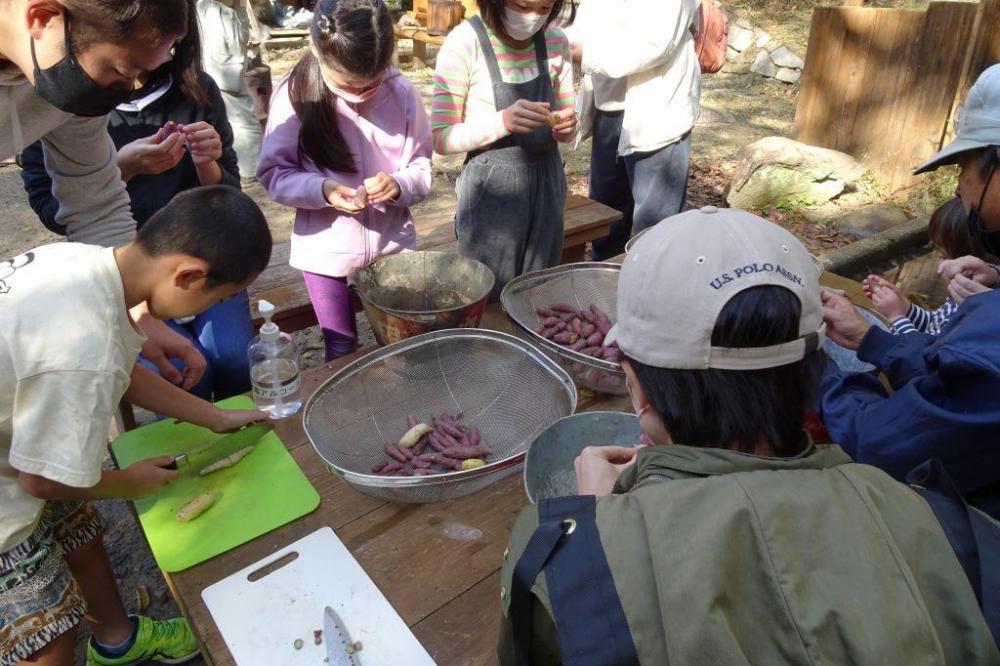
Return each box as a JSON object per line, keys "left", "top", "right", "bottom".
{"left": 497, "top": 442, "right": 999, "bottom": 664}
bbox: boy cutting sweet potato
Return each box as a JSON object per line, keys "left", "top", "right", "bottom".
{"left": 0, "top": 186, "right": 271, "bottom": 665}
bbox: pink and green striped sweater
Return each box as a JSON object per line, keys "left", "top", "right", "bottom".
{"left": 431, "top": 19, "right": 574, "bottom": 155}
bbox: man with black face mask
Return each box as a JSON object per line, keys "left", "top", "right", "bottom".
{"left": 0, "top": 2, "right": 214, "bottom": 398}
{"left": 819, "top": 64, "right": 1000, "bottom": 519}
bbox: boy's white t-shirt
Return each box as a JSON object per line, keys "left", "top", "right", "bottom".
{"left": 0, "top": 243, "right": 145, "bottom": 552}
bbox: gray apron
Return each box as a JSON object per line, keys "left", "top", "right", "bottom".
{"left": 456, "top": 16, "right": 566, "bottom": 301}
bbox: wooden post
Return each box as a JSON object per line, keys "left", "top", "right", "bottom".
{"left": 947, "top": 0, "right": 1000, "bottom": 142}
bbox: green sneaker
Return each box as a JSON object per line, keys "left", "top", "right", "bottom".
{"left": 87, "top": 615, "right": 200, "bottom": 665}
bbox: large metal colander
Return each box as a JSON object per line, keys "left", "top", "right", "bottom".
{"left": 303, "top": 329, "right": 577, "bottom": 503}
{"left": 501, "top": 263, "right": 627, "bottom": 395}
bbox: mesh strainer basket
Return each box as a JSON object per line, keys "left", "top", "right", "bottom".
{"left": 500, "top": 263, "right": 627, "bottom": 395}
{"left": 303, "top": 329, "right": 577, "bottom": 503}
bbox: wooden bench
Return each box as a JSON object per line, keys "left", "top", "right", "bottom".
{"left": 248, "top": 193, "right": 622, "bottom": 331}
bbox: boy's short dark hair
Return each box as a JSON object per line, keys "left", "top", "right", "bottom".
{"left": 928, "top": 197, "right": 993, "bottom": 261}
{"left": 137, "top": 186, "right": 272, "bottom": 289}
{"left": 628, "top": 285, "right": 825, "bottom": 458}
{"left": 69, "top": 0, "right": 189, "bottom": 50}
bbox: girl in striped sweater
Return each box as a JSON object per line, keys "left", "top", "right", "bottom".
{"left": 865, "top": 198, "right": 996, "bottom": 335}
{"left": 432, "top": 0, "right": 576, "bottom": 299}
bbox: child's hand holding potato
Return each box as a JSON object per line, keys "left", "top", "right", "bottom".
{"left": 550, "top": 108, "right": 578, "bottom": 143}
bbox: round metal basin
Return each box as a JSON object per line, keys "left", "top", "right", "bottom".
{"left": 348, "top": 251, "right": 495, "bottom": 346}
{"left": 524, "top": 411, "right": 643, "bottom": 503}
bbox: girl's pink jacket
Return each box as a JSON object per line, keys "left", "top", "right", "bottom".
{"left": 257, "top": 69, "right": 433, "bottom": 277}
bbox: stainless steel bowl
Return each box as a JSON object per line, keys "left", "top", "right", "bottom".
{"left": 303, "top": 329, "right": 577, "bottom": 503}
{"left": 524, "top": 412, "right": 643, "bottom": 503}
{"left": 501, "top": 263, "right": 627, "bottom": 395}
{"left": 348, "top": 251, "right": 495, "bottom": 346}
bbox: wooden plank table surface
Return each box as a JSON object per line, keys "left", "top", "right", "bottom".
{"left": 160, "top": 266, "right": 870, "bottom": 665}
{"left": 164, "top": 304, "right": 630, "bottom": 666}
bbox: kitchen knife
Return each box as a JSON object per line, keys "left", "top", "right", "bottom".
{"left": 324, "top": 605, "right": 357, "bottom": 666}
{"left": 167, "top": 422, "right": 272, "bottom": 473}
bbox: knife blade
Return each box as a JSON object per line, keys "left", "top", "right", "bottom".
{"left": 168, "top": 422, "right": 272, "bottom": 473}
{"left": 324, "top": 605, "right": 356, "bottom": 666}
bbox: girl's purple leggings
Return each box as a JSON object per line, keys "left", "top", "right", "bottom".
{"left": 303, "top": 271, "right": 358, "bottom": 361}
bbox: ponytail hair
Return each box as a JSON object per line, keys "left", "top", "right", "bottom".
{"left": 288, "top": 0, "right": 395, "bottom": 173}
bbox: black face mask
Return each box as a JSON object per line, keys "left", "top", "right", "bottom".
{"left": 967, "top": 163, "right": 1000, "bottom": 256}
{"left": 31, "top": 13, "right": 133, "bottom": 117}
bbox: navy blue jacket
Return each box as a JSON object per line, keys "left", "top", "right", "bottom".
{"left": 20, "top": 72, "right": 239, "bottom": 234}
{"left": 819, "top": 290, "right": 1000, "bottom": 518}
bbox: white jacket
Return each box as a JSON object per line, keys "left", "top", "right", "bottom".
{"left": 577, "top": 0, "right": 701, "bottom": 156}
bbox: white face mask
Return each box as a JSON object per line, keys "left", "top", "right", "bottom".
{"left": 502, "top": 7, "right": 548, "bottom": 40}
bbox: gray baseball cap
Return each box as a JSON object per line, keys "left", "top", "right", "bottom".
{"left": 914, "top": 63, "right": 1000, "bottom": 175}
{"left": 604, "top": 206, "right": 826, "bottom": 370}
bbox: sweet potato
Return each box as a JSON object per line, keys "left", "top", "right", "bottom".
{"left": 176, "top": 492, "right": 216, "bottom": 522}
{"left": 426, "top": 453, "right": 461, "bottom": 470}
{"left": 570, "top": 318, "right": 583, "bottom": 334}
{"left": 372, "top": 459, "right": 390, "bottom": 474}
{"left": 535, "top": 306, "right": 553, "bottom": 317}
{"left": 412, "top": 457, "right": 432, "bottom": 469}
{"left": 586, "top": 331, "right": 604, "bottom": 347}
{"left": 590, "top": 304, "right": 611, "bottom": 322}
{"left": 568, "top": 339, "right": 587, "bottom": 352}
{"left": 541, "top": 316, "right": 561, "bottom": 327}
{"left": 553, "top": 331, "right": 574, "bottom": 344}
{"left": 198, "top": 446, "right": 255, "bottom": 476}
{"left": 581, "top": 346, "right": 602, "bottom": 357}
{"left": 399, "top": 423, "right": 433, "bottom": 448}
{"left": 427, "top": 432, "right": 447, "bottom": 452}
{"left": 581, "top": 323, "right": 596, "bottom": 337}
{"left": 381, "top": 461, "right": 405, "bottom": 475}
{"left": 441, "top": 445, "right": 492, "bottom": 460}
{"left": 435, "top": 418, "right": 465, "bottom": 440}
{"left": 411, "top": 435, "right": 429, "bottom": 456}
{"left": 535, "top": 323, "right": 546, "bottom": 335}
{"left": 551, "top": 302, "right": 578, "bottom": 314}
{"left": 407, "top": 415, "right": 419, "bottom": 428}
{"left": 385, "top": 444, "right": 408, "bottom": 462}
{"left": 595, "top": 319, "right": 613, "bottom": 336}
{"left": 468, "top": 425, "right": 481, "bottom": 447}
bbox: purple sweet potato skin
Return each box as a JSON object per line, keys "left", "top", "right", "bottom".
{"left": 441, "top": 445, "right": 492, "bottom": 460}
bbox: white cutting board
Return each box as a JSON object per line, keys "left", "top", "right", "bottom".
{"left": 202, "top": 527, "right": 435, "bottom": 665}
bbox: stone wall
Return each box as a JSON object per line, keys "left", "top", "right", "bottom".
{"left": 724, "top": 18, "right": 805, "bottom": 85}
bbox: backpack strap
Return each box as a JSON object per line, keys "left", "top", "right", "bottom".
{"left": 908, "top": 459, "right": 1000, "bottom": 645}
{"left": 511, "top": 495, "right": 639, "bottom": 666}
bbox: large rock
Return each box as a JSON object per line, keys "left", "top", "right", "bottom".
{"left": 750, "top": 50, "right": 776, "bottom": 77}
{"left": 728, "top": 24, "right": 755, "bottom": 52}
{"left": 774, "top": 67, "right": 801, "bottom": 84}
{"left": 832, "top": 204, "right": 910, "bottom": 240}
{"left": 769, "top": 45, "right": 805, "bottom": 70}
{"left": 754, "top": 29, "right": 771, "bottom": 48}
{"left": 726, "top": 137, "right": 867, "bottom": 209}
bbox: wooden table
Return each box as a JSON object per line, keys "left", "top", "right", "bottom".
{"left": 158, "top": 269, "right": 871, "bottom": 665}
{"left": 163, "top": 304, "right": 630, "bottom": 665}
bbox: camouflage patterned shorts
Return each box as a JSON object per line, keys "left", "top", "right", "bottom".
{"left": 0, "top": 501, "right": 103, "bottom": 666}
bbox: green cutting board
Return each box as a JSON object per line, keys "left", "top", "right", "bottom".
{"left": 110, "top": 396, "right": 320, "bottom": 572}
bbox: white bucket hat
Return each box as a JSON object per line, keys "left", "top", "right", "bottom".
{"left": 914, "top": 64, "right": 1000, "bottom": 175}
{"left": 604, "top": 206, "right": 826, "bottom": 371}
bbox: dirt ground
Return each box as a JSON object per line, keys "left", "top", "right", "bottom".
{"left": 0, "top": 21, "right": 950, "bottom": 663}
